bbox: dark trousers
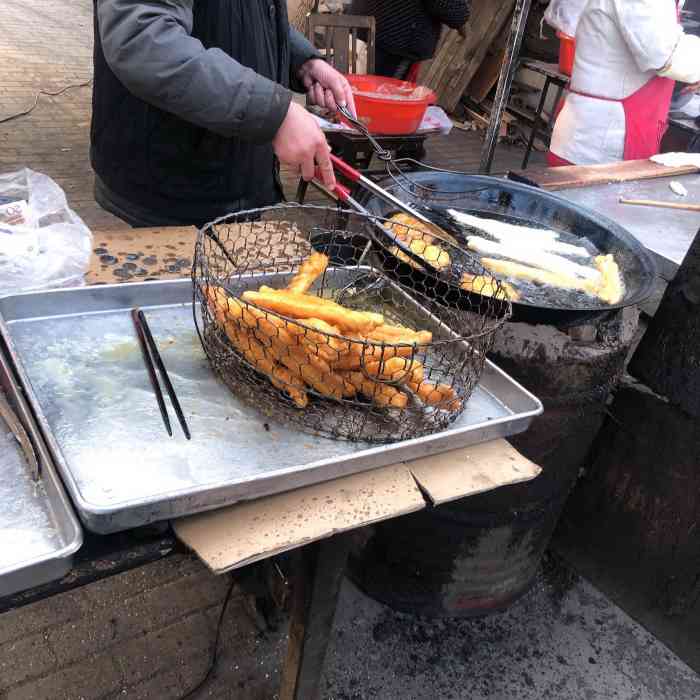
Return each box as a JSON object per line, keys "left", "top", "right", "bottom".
{"left": 375, "top": 48, "right": 413, "bottom": 79}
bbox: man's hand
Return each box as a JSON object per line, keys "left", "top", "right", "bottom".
{"left": 681, "top": 81, "right": 700, "bottom": 95}
{"left": 273, "top": 101, "right": 335, "bottom": 186}
{"left": 298, "top": 59, "right": 357, "bottom": 116}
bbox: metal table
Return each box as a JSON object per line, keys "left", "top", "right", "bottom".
{"left": 555, "top": 173, "right": 700, "bottom": 281}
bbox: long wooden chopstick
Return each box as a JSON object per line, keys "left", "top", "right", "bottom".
{"left": 131, "top": 308, "right": 172, "bottom": 437}
{"left": 619, "top": 197, "right": 700, "bottom": 212}
{"left": 137, "top": 309, "right": 192, "bottom": 440}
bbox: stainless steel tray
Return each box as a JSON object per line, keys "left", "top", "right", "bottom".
{"left": 0, "top": 335, "right": 82, "bottom": 596}
{"left": 0, "top": 280, "right": 542, "bottom": 534}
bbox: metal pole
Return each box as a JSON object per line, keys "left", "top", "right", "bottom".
{"left": 479, "top": 0, "right": 533, "bottom": 174}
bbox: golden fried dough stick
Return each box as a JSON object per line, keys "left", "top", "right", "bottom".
{"left": 286, "top": 252, "right": 329, "bottom": 294}
{"left": 204, "top": 287, "right": 309, "bottom": 408}
{"left": 408, "top": 379, "right": 461, "bottom": 411}
{"left": 594, "top": 254, "right": 624, "bottom": 305}
{"left": 343, "top": 372, "right": 409, "bottom": 409}
{"left": 331, "top": 339, "right": 416, "bottom": 370}
{"left": 391, "top": 238, "right": 451, "bottom": 271}
{"left": 364, "top": 357, "right": 424, "bottom": 385}
{"left": 480, "top": 258, "right": 596, "bottom": 295}
{"left": 242, "top": 290, "right": 384, "bottom": 334}
{"left": 225, "top": 324, "right": 309, "bottom": 409}
{"left": 460, "top": 272, "right": 520, "bottom": 301}
{"left": 386, "top": 212, "right": 434, "bottom": 243}
{"left": 366, "top": 324, "right": 432, "bottom": 345}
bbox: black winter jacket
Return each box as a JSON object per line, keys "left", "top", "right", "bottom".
{"left": 91, "top": 0, "right": 318, "bottom": 224}
{"left": 352, "top": 0, "right": 470, "bottom": 61}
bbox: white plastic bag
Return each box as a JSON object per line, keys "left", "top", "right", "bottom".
{"left": 0, "top": 169, "right": 93, "bottom": 296}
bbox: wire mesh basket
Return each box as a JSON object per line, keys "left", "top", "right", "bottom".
{"left": 193, "top": 204, "right": 511, "bottom": 443}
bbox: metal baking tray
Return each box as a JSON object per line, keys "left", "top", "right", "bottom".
{"left": 0, "top": 279, "right": 542, "bottom": 534}
{"left": 0, "top": 335, "right": 82, "bottom": 596}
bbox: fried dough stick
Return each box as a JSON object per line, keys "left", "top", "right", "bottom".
{"left": 343, "top": 372, "right": 409, "bottom": 409}
{"left": 460, "top": 272, "right": 520, "bottom": 301}
{"left": 287, "top": 252, "right": 329, "bottom": 294}
{"left": 365, "top": 357, "right": 461, "bottom": 411}
{"left": 480, "top": 258, "right": 596, "bottom": 295}
{"left": 242, "top": 289, "right": 384, "bottom": 334}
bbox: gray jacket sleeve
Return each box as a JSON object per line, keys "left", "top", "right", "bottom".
{"left": 289, "top": 26, "right": 320, "bottom": 81}
{"left": 96, "top": 0, "right": 292, "bottom": 143}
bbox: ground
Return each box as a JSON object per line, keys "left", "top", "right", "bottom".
{"left": 1, "top": 2, "right": 699, "bottom": 699}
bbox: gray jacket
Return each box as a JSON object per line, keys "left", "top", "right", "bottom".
{"left": 91, "top": 0, "right": 318, "bottom": 224}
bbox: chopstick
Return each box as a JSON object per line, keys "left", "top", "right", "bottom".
{"left": 131, "top": 308, "right": 191, "bottom": 440}
{"left": 619, "top": 197, "right": 700, "bottom": 212}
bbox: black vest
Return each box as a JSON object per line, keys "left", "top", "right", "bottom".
{"left": 91, "top": 0, "right": 290, "bottom": 224}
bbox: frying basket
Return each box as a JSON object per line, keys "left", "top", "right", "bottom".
{"left": 193, "top": 204, "right": 510, "bottom": 443}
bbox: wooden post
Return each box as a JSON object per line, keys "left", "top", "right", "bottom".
{"left": 279, "top": 534, "right": 351, "bottom": 700}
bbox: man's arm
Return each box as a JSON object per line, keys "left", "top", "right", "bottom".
{"left": 289, "top": 26, "right": 321, "bottom": 90}
{"left": 96, "top": 0, "right": 292, "bottom": 143}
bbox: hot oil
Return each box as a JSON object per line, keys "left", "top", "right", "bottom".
{"left": 421, "top": 208, "right": 622, "bottom": 311}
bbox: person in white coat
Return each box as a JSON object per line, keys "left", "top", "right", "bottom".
{"left": 547, "top": 0, "right": 700, "bottom": 166}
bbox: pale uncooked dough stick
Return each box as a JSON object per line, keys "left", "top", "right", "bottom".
{"left": 448, "top": 209, "right": 590, "bottom": 258}
{"left": 480, "top": 258, "right": 595, "bottom": 294}
{"left": 467, "top": 237, "right": 601, "bottom": 282}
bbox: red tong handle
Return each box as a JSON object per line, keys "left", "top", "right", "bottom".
{"left": 330, "top": 153, "right": 362, "bottom": 183}
{"left": 313, "top": 166, "right": 352, "bottom": 202}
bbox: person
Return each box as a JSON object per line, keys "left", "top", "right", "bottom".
{"left": 90, "top": 0, "right": 356, "bottom": 227}
{"left": 351, "top": 0, "right": 470, "bottom": 79}
{"left": 547, "top": 0, "right": 700, "bottom": 166}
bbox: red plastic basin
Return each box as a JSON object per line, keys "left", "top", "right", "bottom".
{"left": 343, "top": 74, "right": 437, "bottom": 135}
{"left": 557, "top": 31, "right": 576, "bottom": 77}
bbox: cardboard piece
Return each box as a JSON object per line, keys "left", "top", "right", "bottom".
{"left": 174, "top": 463, "right": 425, "bottom": 574}
{"left": 175, "top": 439, "right": 542, "bottom": 573}
{"left": 88, "top": 226, "right": 196, "bottom": 285}
{"left": 408, "top": 439, "right": 541, "bottom": 506}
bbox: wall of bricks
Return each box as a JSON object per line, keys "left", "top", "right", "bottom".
{"left": 0, "top": 554, "right": 288, "bottom": 700}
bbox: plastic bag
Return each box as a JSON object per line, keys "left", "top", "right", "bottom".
{"left": 544, "top": 0, "right": 589, "bottom": 38}
{"left": 0, "top": 169, "right": 93, "bottom": 296}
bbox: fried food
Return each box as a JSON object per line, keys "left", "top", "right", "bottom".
{"left": 205, "top": 266, "right": 461, "bottom": 413}
{"left": 386, "top": 212, "right": 436, "bottom": 243}
{"left": 479, "top": 258, "right": 596, "bottom": 295}
{"left": 343, "top": 372, "right": 409, "bottom": 409}
{"left": 242, "top": 289, "right": 384, "bottom": 334}
{"left": 392, "top": 239, "right": 451, "bottom": 270}
{"left": 594, "top": 254, "right": 624, "bottom": 305}
{"left": 287, "top": 252, "right": 329, "bottom": 294}
{"left": 467, "top": 237, "right": 601, "bottom": 282}
{"left": 460, "top": 272, "right": 520, "bottom": 301}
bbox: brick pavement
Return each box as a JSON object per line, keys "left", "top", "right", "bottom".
{"left": 0, "top": 554, "right": 288, "bottom": 700}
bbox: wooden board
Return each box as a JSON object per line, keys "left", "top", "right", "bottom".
{"left": 465, "top": 20, "right": 510, "bottom": 104}
{"left": 509, "top": 159, "right": 700, "bottom": 192}
{"left": 87, "top": 226, "right": 196, "bottom": 285}
{"left": 174, "top": 439, "right": 542, "bottom": 573}
{"left": 418, "top": 0, "right": 516, "bottom": 113}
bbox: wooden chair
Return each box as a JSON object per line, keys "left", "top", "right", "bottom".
{"left": 306, "top": 13, "right": 376, "bottom": 74}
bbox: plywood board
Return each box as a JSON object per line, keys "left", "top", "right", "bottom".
{"left": 510, "top": 159, "right": 700, "bottom": 192}
{"left": 418, "top": 0, "right": 516, "bottom": 113}
{"left": 466, "top": 21, "right": 510, "bottom": 104}
{"left": 408, "top": 439, "right": 541, "bottom": 506}
{"left": 87, "top": 226, "right": 197, "bottom": 285}
{"left": 174, "top": 464, "right": 425, "bottom": 573}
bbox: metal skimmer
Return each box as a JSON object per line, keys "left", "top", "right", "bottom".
{"left": 193, "top": 204, "right": 510, "bottom": 443}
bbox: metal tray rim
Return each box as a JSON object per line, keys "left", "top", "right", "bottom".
{"left": 0, "top": 280, "right": 543, "bottom": 530}
{"left": 0, "top": 337, "right": 83, "bottom": 588}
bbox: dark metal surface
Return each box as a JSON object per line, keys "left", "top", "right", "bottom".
{"left": 360, "top": 172, "right": 658, "bottom": 326}
{"left": 480, "top": 0, "right": 533, "bottom": 174}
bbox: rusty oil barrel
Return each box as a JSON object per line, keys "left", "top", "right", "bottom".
{"left": 348, "top": 309, "right": 639, "bottom": 617}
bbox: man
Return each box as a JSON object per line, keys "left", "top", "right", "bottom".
{"left": 91, "top": 1, "right": 355, "bottom": 226}
{"left": 352, "top": 0, "right": 470, "bottom": 79}
{"left": 548, "top": 0, "right": 700, "bottom": 166}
